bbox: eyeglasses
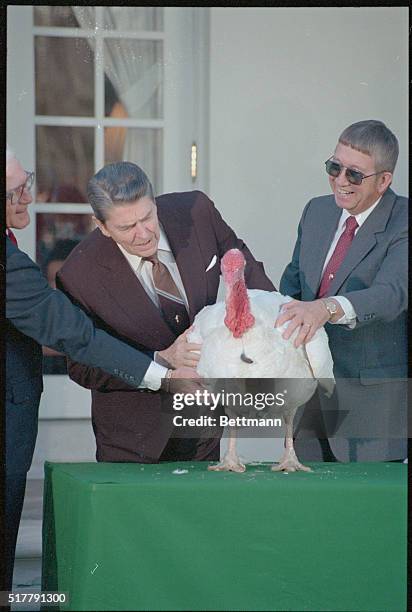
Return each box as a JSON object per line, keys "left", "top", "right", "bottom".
{"left": 325, "top": 158, "right": 384, "bottom": 186}
{"left": 6, "top": 171, "right": 35, "bottom": 205}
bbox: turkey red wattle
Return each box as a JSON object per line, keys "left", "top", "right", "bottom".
{"left": 221, "top": 249, "right": 255, "bottom": 338}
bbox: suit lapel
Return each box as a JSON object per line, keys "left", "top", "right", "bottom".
{"left": 157, "top": 200, "right": 207, "bottom": 323}
{"left": 94, "top": 231, "right": 175, "bottom": 343}
{"left": 326, "top": 188, "right": 397, "bottom": 296}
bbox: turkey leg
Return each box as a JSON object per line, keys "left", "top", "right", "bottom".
{"left": 208, "top": 426, "right": 246, "bottom": 473}
{"left": 271, "top": 410, "right": 312, "bottom": 473}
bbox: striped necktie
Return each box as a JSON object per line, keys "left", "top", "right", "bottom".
{"left": 317, "top": 215, "right": 358, "bottom": 298}
{"left": 145, "top": 255, "right": 190, "bottom": 336}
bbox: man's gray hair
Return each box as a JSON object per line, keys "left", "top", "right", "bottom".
{"left": 338, "top": 120, "right": 399, "bottom": 174}
{"left": 87, "top": 162, "right": 155, "bottom": 222}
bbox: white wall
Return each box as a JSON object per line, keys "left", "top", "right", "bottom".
{"left": 209, "top": 7, "right": 408, "bottom": 288}
{"left": 209, "top": 6, "right": 408, "bottom": 462}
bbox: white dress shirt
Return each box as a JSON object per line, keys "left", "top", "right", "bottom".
{"left": 322, "top": 197, "right": 382, "bottom": 325}
{"left": 116, "top": 226, "right": 188, "bottom": 390}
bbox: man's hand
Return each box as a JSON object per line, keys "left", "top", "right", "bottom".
{"left": 157, "top": 327, "right": 202, "bottom": 369}
{"left": 275, "top": 299, "right": 333, "bottom": 348}
{"left": 162, "top": 366, "right": 205, "bottom": 394}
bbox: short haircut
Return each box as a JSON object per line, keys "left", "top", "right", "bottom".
{"left": 87, "top": 162, "right": 155, "bottom": 222}
{"left": 338, "top": 120, "right": 399, "bottom": 173}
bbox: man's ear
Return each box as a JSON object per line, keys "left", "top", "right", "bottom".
{"left": 378, "top": 172, "right": 393, "bottom": 194}
{"left": 93, "top": 215, "right": 111, "bottom": 238}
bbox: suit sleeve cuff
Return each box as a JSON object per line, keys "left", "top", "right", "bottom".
{"left": 139, "top": 361, "right": 168, "bottom": 391}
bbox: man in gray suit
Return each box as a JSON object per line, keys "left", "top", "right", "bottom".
{"left": 276, "top": 120, "right": 407, "bottom": 462}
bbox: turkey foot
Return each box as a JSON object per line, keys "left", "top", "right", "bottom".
{"left": 208, "top": 426, "right": 246, "bottom": 472}
{"left": 271, "top": 448, "right": 312, "bottom": 473}
{"left": 208, "top": 453, "right": 246, "bottom": 473}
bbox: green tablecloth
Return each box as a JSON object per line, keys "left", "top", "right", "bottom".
{"left": 42, "top": 461, "right": 406, "bottom": 612}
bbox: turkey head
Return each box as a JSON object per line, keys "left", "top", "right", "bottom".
{"left": 221, "top": 249, "right": 255, "bottom": 340}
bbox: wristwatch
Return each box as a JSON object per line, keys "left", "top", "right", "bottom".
{"left": 322, "top": 299, "right": 338, "bottom": 320}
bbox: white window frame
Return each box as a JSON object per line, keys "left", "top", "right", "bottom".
{"left": 8, "top": 6, "right": 210, "bottom": 255}
{"left": 7, "top": 5, "right": 210, "bottom": 420}
{"left": 33, "top": 7, "right": 165, "bottom": 219}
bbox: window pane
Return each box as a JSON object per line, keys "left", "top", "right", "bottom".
{"left": 104, "top": 39, "right": 163, "bottom": 119}
{"left": 34, "top": 6, "right": 95, "bottom": 28}
{"left": 104, "top": 127, "right": 163, "bottom": 194}
{"left": 102, "top": 7, "right": 163, "bottom": 31}
{"left": 36, "top": 213, "right": 94, "bottom": 273}
{"left": 37, "top": 212, "right": 94, "bottom": 375}
{"left": 35, "top": 36, "right": 94, "bottom": 117}
{"left": 36, "top": 126, "right": 94, "bottom": 203}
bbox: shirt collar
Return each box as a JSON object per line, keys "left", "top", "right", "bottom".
{"left": 338, "top": 196, "right": 382, "bottom": 229}
{"left": 157, "top": 225, "right": 171, "bottom": 252}
{"left": 117, "top": 225, "right": 171, "bottom": 272}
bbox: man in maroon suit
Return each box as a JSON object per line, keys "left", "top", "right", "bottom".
{"left": 58, "top": 162, "right": 275, "bottom": 464}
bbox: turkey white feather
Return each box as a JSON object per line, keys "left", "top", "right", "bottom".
{"left": 188, "top": 248, "right": 334, "bottom": 473}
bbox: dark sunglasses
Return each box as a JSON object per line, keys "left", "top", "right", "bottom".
{"left": 325, "top": 158, "right": 384, "bottom": 186}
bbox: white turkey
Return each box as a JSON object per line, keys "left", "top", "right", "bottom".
{"left": 188, "top": 248, "right": 334, "bottom": 473}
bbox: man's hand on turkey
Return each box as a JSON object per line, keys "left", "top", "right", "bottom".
{"left": 157, "top": 327, "right": 202, "bottom": 369}
{"left": 275, "top": 299, "right": 330, "bottom": 348}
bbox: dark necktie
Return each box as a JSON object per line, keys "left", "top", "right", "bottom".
{"left": 317, "top": 216, "right": 358, "bottom": 298}
{"left": 145, "top": 255, "right": 190, "bottom": 336}
{"left": 7, "top": 229, "right": 18, "bottom": 246}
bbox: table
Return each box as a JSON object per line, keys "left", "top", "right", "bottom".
{"left": 42, "top": 461, "right": 406, "bottom": 611}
